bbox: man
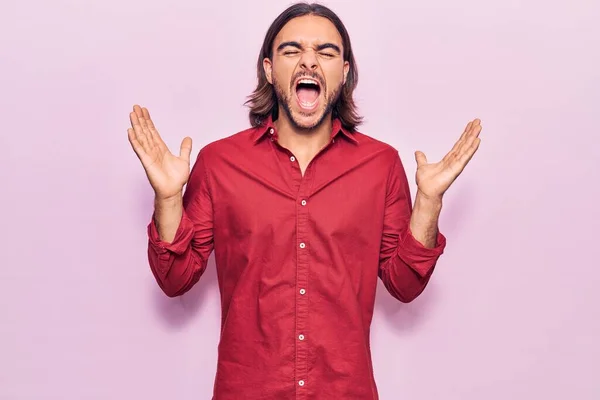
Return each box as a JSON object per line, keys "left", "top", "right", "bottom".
{"left": 128, "top": 2, "right": 481, "bottom": 399}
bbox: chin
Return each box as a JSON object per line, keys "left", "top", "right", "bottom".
{"left": 290, "top": 108, "right": 328, "bottom": 130}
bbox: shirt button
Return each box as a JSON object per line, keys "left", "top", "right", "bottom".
{"left": 301, "top": 200, "right": 307, "bottom": 206}
{"left": 299, "top": 289, "right": 306, "bottom": 295}
{"left": 299, "top": 334, "right": 305, "bottom": 340}
{"left": 269, "top": 128, "right": 274, "bottom": 135}
{"left": 299, "top": 380, "right": 305, "bottom": 386}
{"left": 299, "top": 243, "right": 306, "bottom": 249}
{"left": 290, "top": 156, "right": 295, "bottom": 162}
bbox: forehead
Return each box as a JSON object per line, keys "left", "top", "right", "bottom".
{"left": 274, "top": 15, "right": 343, "bottom": 47}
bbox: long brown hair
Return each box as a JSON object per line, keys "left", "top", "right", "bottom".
{"left": 244, "top": 2, "right": 363, "bottom": 131}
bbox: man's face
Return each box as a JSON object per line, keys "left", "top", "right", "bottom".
{"left": 264, "top": 15, "right": 349, "bottom": 131}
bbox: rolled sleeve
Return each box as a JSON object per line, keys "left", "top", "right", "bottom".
{"left": 147, "top": 210, "right": 195, "bottom": 256}
{"left": 397, "top": 227, "right": 446, "bottom": 278}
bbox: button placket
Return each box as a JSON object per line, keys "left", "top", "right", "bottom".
{"left": 295, "top": 172, "right": 311, "bottom": 396}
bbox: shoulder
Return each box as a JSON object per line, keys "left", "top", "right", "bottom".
{"left": 351, "top": 129, "right": 403, "bottom": 164}
{"left": 194, "top": 125, "right": 261, "bottom": 163}
{"left": 349, "top": 129, "right": 413, "bottom": 187}
{"left": 186, "top": 125, "right": 260, "bottom": 189}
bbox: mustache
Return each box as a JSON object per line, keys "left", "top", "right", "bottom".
{"left": 289, "top": 72, "right": 325, "bottom": 90}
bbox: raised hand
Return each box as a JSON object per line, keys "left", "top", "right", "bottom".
{"left": 414, "top": 119, "right": 482, "bottom": 200}
{"left": 127, "top": 105, "right": 193, "bottom": 200}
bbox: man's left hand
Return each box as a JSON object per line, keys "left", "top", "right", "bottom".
{"left": 414, "top": 119, "right": 482, "bottom": 201}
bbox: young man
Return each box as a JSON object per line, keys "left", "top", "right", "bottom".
{"left": 128, "top": 3, "right": 481, "bottom": 399}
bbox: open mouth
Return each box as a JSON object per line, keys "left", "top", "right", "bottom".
{"left": 294, "top": 78, "right": 321, "bottom": 110}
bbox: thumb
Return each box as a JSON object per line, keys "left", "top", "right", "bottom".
{"left": 415, "top": 151, "right": 427, "bottom": 167}
{"left": 180, "top": 136, "right": 193, "bottom": 163}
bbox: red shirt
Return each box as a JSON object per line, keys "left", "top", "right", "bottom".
{"left": 147, "top": 117, "right": 446, "bottom": 399}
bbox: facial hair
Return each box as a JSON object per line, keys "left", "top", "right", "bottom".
{"left": 273, "top": 74, "right": 342, "bottom": 132}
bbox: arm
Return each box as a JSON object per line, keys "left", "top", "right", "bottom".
{"left": 378, "top": 153, "right": 446, "bottom": 303}
{"left": 379, "top": 118, "right": 482, "bottom": 302}
{"left": 147, "top": 149, "right": 214, "bottom": 297}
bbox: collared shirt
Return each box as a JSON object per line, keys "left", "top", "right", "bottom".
{"left": 147, "top": 116, "right": 446, "bottom": 399}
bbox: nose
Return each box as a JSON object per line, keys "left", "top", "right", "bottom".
{"left": 299, "top": 49, "right": 318, "bottom": 71}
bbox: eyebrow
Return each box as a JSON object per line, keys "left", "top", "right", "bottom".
{"left": 276, "top": 41, "right": 341, "bottom": 54}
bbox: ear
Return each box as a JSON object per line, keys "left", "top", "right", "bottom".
{"left": 263, "top": 58, "right": 273, "bottom": 84}
{"left": 343, "top": 60, "right": 349, "bottom": 85}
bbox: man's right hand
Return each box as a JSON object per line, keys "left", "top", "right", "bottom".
{"left": 128, "top": 104, "right": 192, "bottom": 201}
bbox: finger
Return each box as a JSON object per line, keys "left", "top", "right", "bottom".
{"left": 129, "top": 111, "right": 151, "bottom": 152}
{"left": 134, "top": 107, "right": 156, "bottom": 153}
{"left": 442, "top": 119, "right": 476, "bottom": 163}
{"left": 453, "top": 120, "right": 474, "bottom": 147}
{"left": 452, "top": 120, "right": 482, "bottom": 159}
{"left": 128, "top": 128, "right": 148, "bottom": 162}
{"left": 457, "top": 137, "right": 481, "bottom": 168}
{"left": 462, "top": 119, "right": 481, "bottom": 145}
{"left": 142, "top": 107, "right": 154, "bottom": 128}
{"left": 180, "top": 136, "right": 193, "bottom": 163}
{"left": 127, "top": 128, "right": 141, "bottom": 153}
{"left": 142, "top": 107, "right": 167, "bottom": 151}
{"left": 456, "top": 123, "right": 482, "bottom": 157}
{"left": 133, "top": 104, "right": 144, "bottom": 118}
{"left": 458, "top": 118, "right": 481, "bottom": 141}
{"left": 130, "top": 111, "right": 150, "bottom": 151}
{"left": 414, "top": 151, "right": 427, "bottom": 167}
{"left": 459, "top": 120, "right": 474, "bottom": 140}
{"left": 467, "top": 119, "right": 482, "bottom": 139}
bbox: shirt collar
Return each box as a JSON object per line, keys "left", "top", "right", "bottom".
{"left": 252, "top": 115, "right": 359, "bottom": 144}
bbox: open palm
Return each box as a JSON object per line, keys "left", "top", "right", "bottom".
{"left": 127, "top": 105, "right": 193, "bottom": 200}
{"left": 415, "top": 119, "right": 482, "bottom": 199}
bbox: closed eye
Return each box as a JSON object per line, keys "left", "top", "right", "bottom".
{"left": 316, "top": 43, "right": 341, "bottom": 56}
{"left": 276, "top": 41, "right": 342, "bottom": 58}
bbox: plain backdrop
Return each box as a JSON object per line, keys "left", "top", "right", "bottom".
{"left": 1, "top": 0, "right": 599, "bottom": 399}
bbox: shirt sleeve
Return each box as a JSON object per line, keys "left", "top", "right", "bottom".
{"left": 378, "top": 150, "right": 446, "bottom": 302}
{"left": 146, "top": 148, "right": 214, "bottom": 297}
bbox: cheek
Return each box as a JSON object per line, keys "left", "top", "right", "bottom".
{"left": 272, "top": 60, "right": 296, "bottom": 85}
{"left": 324, "top": 61, "right": 346, "bottom": 85}
{"left": 325, "top": 69, "right": 345, "bottom": 90}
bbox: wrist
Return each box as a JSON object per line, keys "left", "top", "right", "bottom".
{"left": 415, "top": 190, "right": 443, "bottom": 212}
{"left": 410, "top": 190, "right": 443, "bottom": 249}
{"left": 155, "top": 192, "right": 183, "bottom": 209}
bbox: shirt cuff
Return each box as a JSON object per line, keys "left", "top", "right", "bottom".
{"left": 147, "top": 211, "right": 195, "bottom": 256}
{"left": 398, "top": 228, "right": 447, "bottom": 277}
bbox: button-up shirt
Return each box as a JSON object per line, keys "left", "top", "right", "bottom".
{"left": 147, "top": 116, "right": 446, "bottom": 399}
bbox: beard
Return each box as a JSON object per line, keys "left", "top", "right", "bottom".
{"left": 272, "top": 74, "right": 342, "bottom": 132}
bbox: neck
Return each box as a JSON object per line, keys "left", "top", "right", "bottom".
{"left": 274, "top": 112, "right": 333, "bottom": 158}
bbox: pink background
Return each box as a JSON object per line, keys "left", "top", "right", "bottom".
{"left": 2, "top": 0, "right": 599, "bottom": 399}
